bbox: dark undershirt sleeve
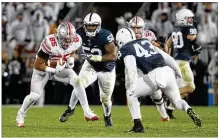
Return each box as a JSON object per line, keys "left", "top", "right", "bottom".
{"left": 37, "top": 49, "right": 50, "bottom": 61}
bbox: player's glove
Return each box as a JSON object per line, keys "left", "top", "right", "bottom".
{"left": 55, "top": 59, "right": 66, "bottom": 73}
{"left": 192, "top": 45, "right": 202, "bottom": 55}
{"left": 66, "top": 57, "right": 74, "bottom": 69}
{"left": 80, "top": 53, "right": 102, "bottom": 62}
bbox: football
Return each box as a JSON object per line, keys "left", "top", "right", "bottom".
{"left": 46, "top": 60, "right": 57, "bottom": 68}
{"left": 46, "top": 59, "right": 65, "bottom": 68}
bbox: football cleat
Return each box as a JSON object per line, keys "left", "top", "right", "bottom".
{"left": 16, "top": 110, "right": 26, "bottom": 128}
{"left": 164, "top": 97, "right": 176, "bottom": 119}
{"left": 59, "top": 106, "right": 75, "bottom": 122}
{"left": 162, "top": 117, "right": 170, "bottom": 122}
{"left": 187, "top": 108, "right": 202, "bottom": 127}
{"left": 104, "top": 114, "right": 113, "bottom": 127}
{"left": 166, "top": 109, "right": 176, "bottom": 119}
{"left": 84, "top": 110, "right": 99, "bottom": 121}
{"left": 128, "top": 119, "right": 145, "bottom": 133}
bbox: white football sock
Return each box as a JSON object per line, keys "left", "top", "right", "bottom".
{"left": 68, "top": 90, "right": 79, "bottom": 110}
{"left": 127, "top": 94, "right": 141, "bottom": 119}
{"left": 151, "top": 90, "right": 169, "bottom": 118}
{"left": 174, "top": 99, "right": 191, "bottom": 112}
{"left": 102, "top": 101, "right": 112, "bottom": 116}
{"left": 155, "top": 104, "right": 169, "bottom": 119}
{"left": 74, "top": 86, "right": 90, "bottom": 113}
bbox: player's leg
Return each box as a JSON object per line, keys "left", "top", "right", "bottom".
{"left": 127, "top": 76, "right": 156, "bottom": 133}
{"left": 59, "top": 60, "right": 98, "bottom": 122}
{"left": 176, "top": 60, "right": 195, "bottom": 97}
{"left": 97, "top": 69, "right": 116, "bottom": 127}
{"left": 159, "top": 66, "right": 202, "bottom": 127}
{"left": 16, "top": 70, "right": 50, "bottom": 127}
{"left": 150, "top": 89, "right": 169, "bottom": 121}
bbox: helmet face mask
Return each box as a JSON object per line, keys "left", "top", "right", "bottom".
{"left": 83, "top": 13, "right": 102, "bottom": 37}
{"left": 57, "top": 21, "right": 76, "bottom": 49}
{"left": 129, "top": 16, "right": 145, "bottom": 39}
{"left": 176, "top": 9, "right": 194, "bottom": 26}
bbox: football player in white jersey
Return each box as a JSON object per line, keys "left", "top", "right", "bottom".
{"left": 59, "top": 13, "right": 117, "bottom": 127}
{"left": 128, "top": 16, "right": 171, "bottom": 121}
{"left": 16, "top": 21, "right": 99, "bottom": 128}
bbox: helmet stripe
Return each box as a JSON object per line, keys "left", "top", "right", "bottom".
{"left": 125, "top": 28, "right": 133, "bottom": 39}
{"left": 66, "top": 21, "right": 72, "bottom": 36}
{"left": 89, "top": 13, "right": 93, "bottom": 21}
{"left": 135, "top": 16, "right": 138, "bottom": 25}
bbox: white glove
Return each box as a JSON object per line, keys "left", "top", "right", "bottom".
{"left": 55, "top": 59, "right": 66, "bottom": 73}
{"left": 80, "top": 54, "right": 102, "bottom": 62}
{"left": 66, "top": 57, "right": 74, "bottom": 69}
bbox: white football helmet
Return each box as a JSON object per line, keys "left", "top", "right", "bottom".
{"left": 176, "top": 9, "right": 194, "bottom": 26}
{"left": 129, "top": 16, "right": 145, "bottom": 28}
{"left": 57, "top": 21, "right": 76, "bottom": 49}
{"left": 116, "top": 28, "right": 136, "bottom": 48}
{"left": 83, "top": 13, "right": 102, "bottom": 37}
{"left": 128, "top": 16, "right": 145, "bottom": 39}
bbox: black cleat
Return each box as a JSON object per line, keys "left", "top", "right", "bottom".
{"left": 59, "top": 107, "right": 75, "bottom": 122}
{"left": 128, "top": 119, "right": 145, "bottom": 133}
{"left": 166, "top": 109, "right": 176, "bottom": 119}
{"left": 187, "top": 108, "right": 202, "bottom": 127}
{"left": 164, "top": 97, "right": 176, "bottom": 119}
{"left": 104, "top": 114, "right": 113, "bottom": 127}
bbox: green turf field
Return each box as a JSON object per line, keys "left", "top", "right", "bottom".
{"left": 2, "top": 105, "right": 218, "bottom": 137}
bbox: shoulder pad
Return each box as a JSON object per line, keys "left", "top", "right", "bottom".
{"left": 71, "top": 34, "right": 82, "bottom": 51}
{"left": 99, "top": 29, "right": 114, "bottom": 43}
{"left": 187, "top": 26, "right": 197, "bottom": 35}
{"left": 40, "top": 34, "right": 58, "bottom": 54}
{"left": 142, "top": 30, "right": 157, "bottom": 42}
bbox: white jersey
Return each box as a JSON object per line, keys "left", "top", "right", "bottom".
{"left": 142, "top": 30, "right": 157, "bottom": 42}
{"left": 39, "top": 34, "right": 82, "bottom": 63}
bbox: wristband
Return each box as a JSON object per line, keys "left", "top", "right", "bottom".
{"left": 45, "top": 66, "right": 56, "bottom": 73}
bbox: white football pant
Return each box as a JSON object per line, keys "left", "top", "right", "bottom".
{"left": 127, "top": 66, "right": 191, "bottom": 119}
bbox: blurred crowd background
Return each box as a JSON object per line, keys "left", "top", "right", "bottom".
{"left": 1, "top": 2, "right": 218, "bottom": 106}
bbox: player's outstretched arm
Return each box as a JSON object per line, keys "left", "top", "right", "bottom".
{"left": 164, "top": 37, "right": 173, "bottom": 54}
{"left": 102, "top": 42, "right": 118, "bottom": 62}
{"left": 123, "top": 55, "right": 138, "bottom": 92}
{"left": 34, "top": 55, "right": 50, "bottom": 72}
{"left": 187, "top": 34, "right": 202, "bottom": 55}
{"left": 35, "top": 50, "right": 65, "bottom": 73}
{"left": 154, "top": 47, "right": 182, "bottom": 78}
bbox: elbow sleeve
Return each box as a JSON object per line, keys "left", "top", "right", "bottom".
{"left": 191, "top": 39, "right": 202, "bottom": 55}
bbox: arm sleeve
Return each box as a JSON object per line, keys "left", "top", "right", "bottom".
{"left": 191, "top": 38, "right": 202, "bottom": 55}
{"left": 37, "top": 49, "right": 50, "bottom": 61}
{"left": 154, "top": 47, "right": 182, "bottom": 78}
{"left": 123, "top": 55, "right": 138, "bottom": 91}
{"left": 103, "top": 31, "right": 114, "bottom": 45}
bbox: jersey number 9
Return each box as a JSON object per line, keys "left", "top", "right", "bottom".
{"left": 172, "top": 32, "right": 184, "bottom": 49}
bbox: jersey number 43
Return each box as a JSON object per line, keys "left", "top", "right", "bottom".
{"left": 134, "top": 40, "right": 158, "bottom": 58}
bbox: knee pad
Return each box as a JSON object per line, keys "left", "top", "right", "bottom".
{"left": 152, "top": 97, "right": 164, "bottom": 105}
{"left": 29, "top": 92, "right": 41, "bottom": 102}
